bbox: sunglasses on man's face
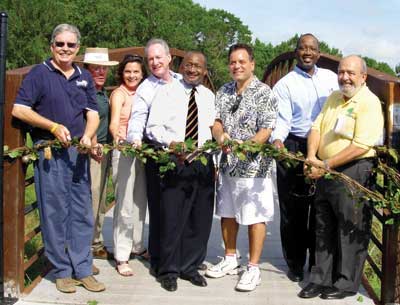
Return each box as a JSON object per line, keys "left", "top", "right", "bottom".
{"left": 54, "top": 41, "right": 78, "bottom": 49}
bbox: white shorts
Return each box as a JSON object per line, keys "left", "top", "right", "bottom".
{"left": 216, "top": 171, "right": 275, "bottom": 225}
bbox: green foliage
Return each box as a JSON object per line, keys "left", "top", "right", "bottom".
{"left": 363, "top": 56, "right": 396, "bottom": 76}
{"left": 3, "top": 0, "right": 395, "bottom": 90}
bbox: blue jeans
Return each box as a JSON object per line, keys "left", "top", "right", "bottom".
{"left": 34, "top": 144, "right": 93, "bottom": 279}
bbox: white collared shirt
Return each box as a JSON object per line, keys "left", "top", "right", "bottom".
{"left": 126, "top": 72, "right": 182, "bottom": 142}
{"left": 145, "top": 78, "right": 215, "bottom": 147}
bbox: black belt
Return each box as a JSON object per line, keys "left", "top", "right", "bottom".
{"left": 286, "top": 133, "right": 307, "bottom": 143}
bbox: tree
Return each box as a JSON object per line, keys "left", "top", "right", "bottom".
{"left": 395, "top": 64, "right": 400, "bottom": 77}
{"left": 1, "top": 0, "right": 396, "bottom": 85}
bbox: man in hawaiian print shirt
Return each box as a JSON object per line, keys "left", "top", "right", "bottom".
{"left": 206, "top": 43, "right": 278, "bottom": 292}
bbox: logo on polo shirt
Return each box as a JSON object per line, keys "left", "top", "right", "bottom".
{"left": 76, "top": 80, "right": 88, "bottom": 88}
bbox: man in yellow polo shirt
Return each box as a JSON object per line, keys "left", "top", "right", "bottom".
{"left": 298, "top": 55, "right": 383, "bottom": 300}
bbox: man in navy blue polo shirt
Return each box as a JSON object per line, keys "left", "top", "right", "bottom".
{"left": 12, "top": 24, "right": 105, "bottom": 293}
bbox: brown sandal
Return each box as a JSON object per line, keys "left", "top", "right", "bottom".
{"left": 115, "top": 261, "right": 133, "bottom": 276}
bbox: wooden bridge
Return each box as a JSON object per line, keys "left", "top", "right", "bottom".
{"left": 2, "top": 47, "right": 400, "bottom": 305}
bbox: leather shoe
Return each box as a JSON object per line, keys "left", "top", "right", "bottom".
{"left": 180, "top": 272, "right": 207, "bottom": 287}
{"left": 298, "top": 283, "right": 326, "bottom": 298}
{"left": 287, "top": 269, "right": 304, "bottom": 282}
{"left": 197, "top": 263, "right": 207, "bottom": 271}
{"left": 320, "top": 287, "right": 356, "bottom": 299}
{"left": 92, "top": 246, "right": 110, "bottom": 260}
{"left": 160, "top": 277, "right": 177, "bottom": 292}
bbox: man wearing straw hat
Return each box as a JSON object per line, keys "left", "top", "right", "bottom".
{"left": 80, "top": 48, "right": 118, "bottom": 263}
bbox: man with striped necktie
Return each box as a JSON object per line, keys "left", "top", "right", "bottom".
{"left": 145, "top": 51, "right": 216, "bottom": 291}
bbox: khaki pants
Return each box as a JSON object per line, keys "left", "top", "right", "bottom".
{"left": 90, "top": 154, "right": 111, "bottom": 250}
{"left": 112, "top": 150, "right": 147, "bottom": 262}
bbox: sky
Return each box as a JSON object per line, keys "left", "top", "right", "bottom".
{"left": 194, "top": 0, "right": 400, "bottom": 70}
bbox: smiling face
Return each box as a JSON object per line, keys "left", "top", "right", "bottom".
{"left": 295, "top": 35, "right": 320, "bottom": 74}
{"left": 146, "top": 43, "right": 171, "bottom": 80}
{"left": 122, "top": 62, "right": 144, "bottom": 90}
{"left": 229, "top": 49, "right": 255, "bottom": 85}
{"left": 182, "top": 53, "right": 207, "bottom": 86}
{"left": 87, "top": 64, "right": 109, "bottom": 90}
{"left": 50, "top": 31, "right": 80, "bottom": 67}
{"left": 338, "top": 56, "right": 367, "bottom": 99}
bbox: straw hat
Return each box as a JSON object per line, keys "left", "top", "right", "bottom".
{"left": 79, "top": 48, "right": 118, "bottom": 66}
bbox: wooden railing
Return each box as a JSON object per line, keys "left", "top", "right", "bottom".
{"left": 263, "top": 51, "right": 400, "bottom": 305}
{"left": 2, "top": 46, "right": 206, "bottom": 297}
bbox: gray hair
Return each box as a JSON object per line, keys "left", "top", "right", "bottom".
{"left": 145, "top": 38, "right": 170, "bottom": 57}
{"left": 50, "top": 24, "right": 81, "bottom": 44}
{"left": 341, "top": 55, "right": 368, "bottom": 73}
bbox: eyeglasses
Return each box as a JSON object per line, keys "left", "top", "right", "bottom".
{"left": 54, "top": 41, "right": 78, "bottom": 49}
{"left": 230, "top": 95, "right": 242, "bottom": 114}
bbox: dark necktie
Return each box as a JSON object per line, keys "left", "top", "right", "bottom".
{"left": 185, "top": 87, "right": 198, "bottom": 146}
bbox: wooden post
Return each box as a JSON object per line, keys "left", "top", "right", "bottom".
{"left": 381, "top": 215, "right": 400, "bottom": 304}
{"left": 3, "top": 69, "right": 26, "bottom": 297}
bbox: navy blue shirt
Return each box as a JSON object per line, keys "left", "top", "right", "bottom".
{"left": 15, "top": 58, "right": 98, "bottom": 141}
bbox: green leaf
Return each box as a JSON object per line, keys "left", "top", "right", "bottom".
{"left": 324, "top": 173, "right": 333, "bottom": 180}
{"left": 87, "top": 301, "right": 98, "bottom": 305}
{"left": 9, "top": 149, "right": 23, "bottom": 158}
{"left": 356, "top": 295, "right": 363, "bottom": 302}
{"left": 200, "top": 155, "right": 208, "bottom": 166}
{"left": 29, "top": 153, "right": 38, "bottom": 161}
{"left": 388, "top": 148, "right": 399, "bottom": 163}
{"left": 385, "top": 218, "right": 394, "bottom": 225}
{"left": 376, "top": 172, "right": 384, "bottom": 188}
{"left": 102, "top": 146, "right": 111, "bottom": 155}
{"left": 237, "top": 152, "right": 246, "bottom": 161}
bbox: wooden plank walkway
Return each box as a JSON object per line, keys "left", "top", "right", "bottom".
{"left": 16, "top": 201, "right": 374, "bottom": 305}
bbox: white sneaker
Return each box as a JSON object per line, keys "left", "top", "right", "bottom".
{"left": 235, "top": 266, "right": 261, "bottom": 292}
{"left": 205, "top": 256, "right": 240, "bottom": 278}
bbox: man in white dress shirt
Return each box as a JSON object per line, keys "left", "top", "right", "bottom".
{"left": 126, "top": 38, "right": 181, "bottom": 278}
{"left": 145, "top": 51, "right": 215, "bottom": 291}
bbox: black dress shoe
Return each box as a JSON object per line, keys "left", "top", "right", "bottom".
{"left": 320, "top": 287, "right": 357, "bottom": 299}
{"left": 181, "top": 273, "right": 207, "bottom": 287}
{"left": 298, "top": 283, "right": 326, "bottom": 298}
{"left": 197, "top": 263, "right": 207, "bottom": 271}
{"left": 287, "top": 270, "right": 304, "bottom": 282}
{"left": 160, "top": 277, "right": 177, "bottom": 292}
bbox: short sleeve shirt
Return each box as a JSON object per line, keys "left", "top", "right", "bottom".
{"left": 14, "top": 58, "right": 98, "bottom": 140}
{"left": 215, "top": 77, "right": 278, "bottom": 178}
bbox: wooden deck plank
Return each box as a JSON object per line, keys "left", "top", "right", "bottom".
{"left": 17, "top": 201, "right": 375, "bottom": 305}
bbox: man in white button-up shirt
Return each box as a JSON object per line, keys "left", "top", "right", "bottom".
{"left": 145, "top": 51, "right": 215, "bottom": 292}
{"left": 126, "top": 38, "right": 180, "bottom": 280}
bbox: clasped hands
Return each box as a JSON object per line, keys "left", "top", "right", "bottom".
{"left": 216, "top": 132, "right": 243, "bottom": 153}
{"left": 304, "top": 156, "right": 326, "bottom": 180}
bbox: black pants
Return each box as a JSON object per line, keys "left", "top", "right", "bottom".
{"left": 147, "top": 156, "right": 215, "bottom": 278}
{"left": 276, "top": 134, "right": 315, "bottom": 272}
{"left": 146, "top": 158, "right": 162, "bottom": 271}
{"left": 309, "top": 159, "right": 373, "bottom": 292}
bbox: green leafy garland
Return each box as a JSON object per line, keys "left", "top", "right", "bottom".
{"left": 3, "top": 138, "right": 400, "bottom": 218}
